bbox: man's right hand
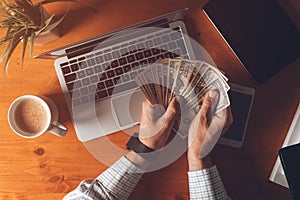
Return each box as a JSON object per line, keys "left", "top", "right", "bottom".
{"left": 187, "top": 90, "right": 233, "bottom": 170}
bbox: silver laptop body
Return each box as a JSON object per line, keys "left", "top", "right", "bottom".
{"left": 37, "top": 9, "right": 195, "bottom": 142}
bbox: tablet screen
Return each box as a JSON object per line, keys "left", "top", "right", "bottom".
{"left": 222, "top": 90, "right": 253, "bottom": 141}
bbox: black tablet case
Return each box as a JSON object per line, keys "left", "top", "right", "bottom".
{"left": 279, "top": 143, "right": 300, "bottom": 200}
{"left": 203, "top": 0, "right": 300, "bottom": 84}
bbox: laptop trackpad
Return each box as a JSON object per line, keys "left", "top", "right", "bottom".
{"left": 112, "top": 90, "right": 146, "bottom": 128}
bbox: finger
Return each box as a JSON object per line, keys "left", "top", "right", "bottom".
{"left": 209, "top": 106, "right": 232, "bottom": 137}
{"left": 162, "top": 97, "right": 181, "bottom": 127}
{"left": 200, "top": 90, "right": 219, "bottom": 119}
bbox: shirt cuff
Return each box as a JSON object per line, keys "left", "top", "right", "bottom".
{"left": 188, "top": 165, "right": 230, "bottom": 200}
{"left": 96, "top": 156, "right": 144, "bottom": 199}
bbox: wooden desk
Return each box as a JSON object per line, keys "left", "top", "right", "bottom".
{"left": 0, "top": 0, "right": 299, "bottom": 199}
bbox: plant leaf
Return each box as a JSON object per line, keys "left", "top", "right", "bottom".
{"left": 29, "top": 32, "right": 35, "bottom": 58}
{"left": 21, "top": 34, "right": 28, "bottom": 65}
{"left": 3, "top": 31, "right": 23, "bottom": 74}
{"left": 35, "top": 14, "right": 55, "bottom": 35}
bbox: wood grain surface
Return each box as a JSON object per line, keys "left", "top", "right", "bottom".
{"left": 0, "top": 0, "right": 299, "bottom": 199}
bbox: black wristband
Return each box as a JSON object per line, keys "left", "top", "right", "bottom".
{"left": 126, "top": 132, "right": 155, "bottom": 153}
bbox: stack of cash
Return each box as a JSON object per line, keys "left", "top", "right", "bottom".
{"left": 135, "top": 58, "right": 230, "bottom": 138}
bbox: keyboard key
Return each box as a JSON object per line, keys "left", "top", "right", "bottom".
{"left": 62, "top": 66, "right": 71, "bottom": 74}
{"left": 99, "top": 72, "right": 107, "bottom": 81}
{"left": 86, "top": 54, "right": 94, "bottom": 58}
{"left": 112, "top": 45, "right": 120, "bottom": 50}
{"left": 168, "top": 41, "right": 177, "bottom": 50}
{"left": 152, "top": 48, "right": 161, "bottom": 55}
{"left": 131, "top": 62, "right": 139, "bottom": 70}
{"left": 71, "top": 90, "right": 80, "bottom": 98}
{"left": 88, "top": 93, "right": 96, "bottom": 102}
{"left": 77, "top": 56, "right": 86, "bottom": 61}
{"left": 176, "top": 40, "right": 187, "bottom": 54}
{"left": 137, "top": 43, "right": 145, "bottom": 50}
{"left": 88, "top": 85, "right": 97, "bottom": 93}
{"left": 87, "top": 58, "right": 96, "bottom": 66}
{"left": 156, "top": 54, "right": 165, "bottom": 60}
{"left": 96, "top": 90, "right": 108, "bottom": 100}
{"left": 118, "top": 57, "right": 127, "bottom": 65}
{"left": 110, "top": 60, "right": 119, "bottom": 69}
{"left": 60, "top": 62, "right": 69, "bottom": 67}
{"left": 86, "top": 68, "right": 95, "bottom": 76}
{"left": 143, "top": 50, "right": 152, "bottom": 58}
{"left": 115, "top": 67, "right": 124, "bottom": 75}
{"left": 135, "top": 52, "right": 144, "bottom": 60}
{"left": 162, "top": 35, "right": 170, "bottom": 43}
{"left": 160, "top": 44, "right": 168, "bottom": 51}
{"left": 104, "top": 53, "right": 112, "bottom": 61}
{"left": 164, "top": 52, "right": 175, "bottom": 58}
{"left": 104, "top": 48, "right": 112, "bottom": 53}
{"left": 77, "top": 71, "right": 86, "bottom": 79}
{"left": 112, "top": 51, "right": 121, "bottom": 59}
{"left": 130, "top": 71, "right": 138, "bottom": 79}
{"left": 121, "top": 74, "right": 130, "bottom": 82}
{"left": 95, "top": 56, "right": 104, "bottom": 64}
{"left": 67, "top": 82, "right": 74, "bottom": 91}
{"left": 73, "top": 80, "right": 82, "bottom": 89}
{"left": 139, "top": 59, "right": 148, "bottom": 66}
{"left": 126, "top": 55, "right": 135, "bottom": 63}
{"left": 153, "top": 38, "right": 162, "bottom": 46}
{"left": 94, "top": 65, "right": 103, "bottom": 73}
{"left": 80, "top": 87, "right": 89, "bottom": 95}
{"left": 114, "top": 81, "right": 138, "bottom": 94}
{"left": 128, "top": 45, "right": 137, "bottom": 52}
{"left": 90, "top": 75, "right": 99, "bottom": 83}
{"left": 145, "top": 40, "right": 154, "bottom": 48}
{"left": 71, "top": 64, "right": 79, "bottom": 72}
{"left": 69, "top": 59, "right": 77, "bottom": 64}
{"left": 82, "top": 78, "right": 91, "bottom": 86}
{"left": 170, "top": 31, "right": 182, "bottom": 40}
{"left": 78, "top": 61, "right": 88, "bottom": 69}
{"left": 107, "top": 88, "right": 114, "bottom": 95}
{"left": 123, "top": 65, "right": 131, "bottom": 73}
{"left": 65, "top": 73, "right": 77, "bottom": 83}
{"left": 68, "top": 80, "right": 82, "bottom": 91}
{"left": 97, "top": 82, "right": 105, "bottom": 90}
{"left": 72, "top": 98, "right": 81, "bottom": 106}
{"left": 148, "top": 57, "right": 156, "bottom": 64}
{"left": 113, "top": 77, "right": 120, "bottom": 85}
{"left": 120, "top": 48, "right": 129, "bottom": 56}
{"left": 105, "top": 79, "right": 114, "bottom": 87}
{"left": 106, "top": 70, "right": 115, "bottom": 78}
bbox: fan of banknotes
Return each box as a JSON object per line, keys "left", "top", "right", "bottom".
{"left": 134, "top": 58, "right": 230, "bottom": 138}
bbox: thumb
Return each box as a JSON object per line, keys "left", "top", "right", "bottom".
{"left": 200, "top": 90, "right": 219, "bottom": 119}
{"left": 160, "top": 96, "right": 181, "bottom": 128}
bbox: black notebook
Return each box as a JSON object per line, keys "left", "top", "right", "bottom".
{"left": 203, "top": 0, "right": 300, "bottom": 84}
{"left": 279, "top": 143, "right": 300, "bottom": 200}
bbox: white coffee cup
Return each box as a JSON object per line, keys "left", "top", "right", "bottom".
{"left": 8, "top": 95, "right": 67, "bottom": 138}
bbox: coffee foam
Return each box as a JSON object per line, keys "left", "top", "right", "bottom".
{"left": 14, "top": 99, "right": 49, "bottom": 134}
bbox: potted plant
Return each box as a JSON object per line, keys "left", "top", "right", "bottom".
{"left": 0, "top": 0, "right": 79, "bottom": 73}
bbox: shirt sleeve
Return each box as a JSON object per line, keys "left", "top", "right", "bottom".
{"left": 63, "top": 156, "right": 144, "bottom": 200}
{"left": 188, "top": 165, "right": 231, "bottom": 200}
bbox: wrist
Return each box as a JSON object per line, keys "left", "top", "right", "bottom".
{"left": 187, "top": 150, "right": 213, "bottom": 171}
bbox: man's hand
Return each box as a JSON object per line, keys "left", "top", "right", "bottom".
{"left": 188, "top": 90, "right": 233, "bottom": 170}
{"left": 138, "top": 97, "right": 181, "bottom": 150}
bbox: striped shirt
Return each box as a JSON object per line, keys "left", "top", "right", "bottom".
{"left": 63, "top": 156, "right": 230, "bottom": 200}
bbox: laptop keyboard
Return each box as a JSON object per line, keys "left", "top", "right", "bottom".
{"left": 59, "top": 27, "right": 189, "bottom": 107}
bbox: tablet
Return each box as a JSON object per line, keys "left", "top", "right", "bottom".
{"left": 218, "top": 83, "right": 255, "bottom": 148}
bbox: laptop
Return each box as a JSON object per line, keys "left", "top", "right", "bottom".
{"left": 35, "top": 9, "right": 196, "bottom": 142}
